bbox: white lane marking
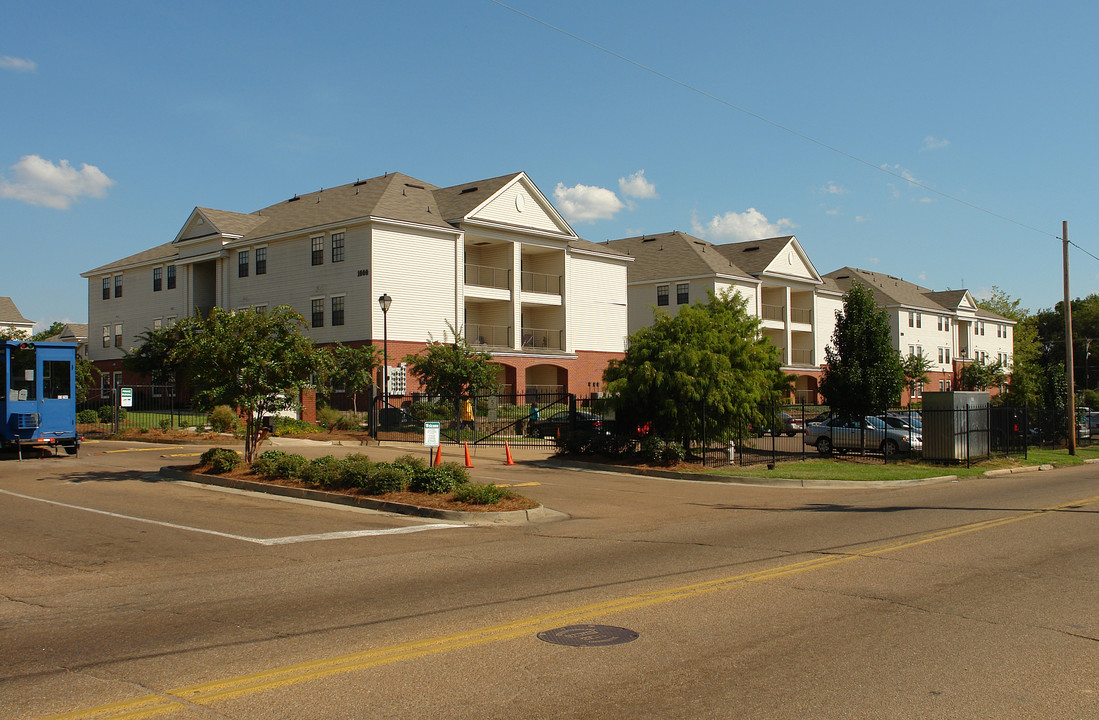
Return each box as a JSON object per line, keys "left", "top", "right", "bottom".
{"left": 0, "top": 488, "right": 467, "bottom": 544}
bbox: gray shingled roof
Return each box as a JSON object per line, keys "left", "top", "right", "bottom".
{"left": 603, "top": 231, "right": 754, "bottom": 283}
{"left": 196, "top": 208, "right": 269, "bottom": 238}
{"left": 433, "top": 173, "right": 520, "bottom": 224}
{"left": 0, "top": 297, "right": 32, "bottom": 324}
{"left": 712, "top": 236, "right": 797, "bottom": 276}
{"left": 83, "top": 242, "right": 178, "bottom": 276}
{"left": 822, "top": 267, "right": 1011, "bottom": 322}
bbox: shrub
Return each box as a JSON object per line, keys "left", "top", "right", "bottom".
{"left": 252, "top": 450, "right": 289, "bottom": 477}
{"left": 208, "top": 405, "right": 240, "bottom": 433}
{"left": 159, "top": 418, "right": 172, "bottom": 431}
{"left": 96, "top": 405, "right": 126, "bottom": 424}
{"left": 639, "top": 436, "right": 685, "bottom": 465}
{"left": 660, "top": 441, "right": 685, "bottom": 464}
{"left": 454, "top": 482, "right": 512, "bottom": 505}
{"left": 367, "top": 463, "right": 410, "bottom": 494}
{"left": 555, "top": 429, "right": 600, "bottom": 455}
{"left": 301, "top": 455, "right": 343, "bottom": 487}
{"left": 392, "top": 454, "right": 428, "bottom": 475}
{"left": 273, "top": 453, "right": 309, "bottom": 480}
{"left": 339, "top": 454, "right": 374, "bottom": 489}
{"left": 77, "top": 409, "right": 99, "bottom": 424}
{"left": 438, "top": 461, "right": 470, "bottom": 486}
{"left": 316, "top": 406, "right": 355, "bottom": 432}
{"left": 200, "top": 447, "right": 242, "bottom": 474}
{"left": 274, "top": 417, "right": 323, "bottom": 435}
{"left": 409, "top": 463, "right": 469, "bottom": 494}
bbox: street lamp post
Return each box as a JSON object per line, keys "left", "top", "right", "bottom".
{"left": 378, "top": 294, "right": 392, "bottom": 429}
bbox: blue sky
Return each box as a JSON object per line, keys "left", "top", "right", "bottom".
{"left": 3, "top": 1, "right": 1098, "bottom": 331}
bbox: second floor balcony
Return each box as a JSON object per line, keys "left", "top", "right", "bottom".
{"left": 467, "top": 323, "right": 511, "bottom": 348}
{"left": 522, "top": 326, "right": 563, "bottom": 351}
{"left": 465, "top": 263, "right": 510, "bottom": 290}
{"left": 521, "top": 270, "right": 562, "bottom": 295}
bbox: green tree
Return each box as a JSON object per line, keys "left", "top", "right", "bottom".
{"left": 31, "top": 322, "right": 66, "bottom": 341}
{"left": 124, "top": 325, "right": 187, "bottom": 384}
{"left": 901, "top": 352, "right": 933, "bottom": 404}
{"left": 326, "top": 342, "right": 380, "bottom": 413}
{"left": 603, "top": 289, "right": 787, "bottom": 449}
{"left": 960, "top": 357, "right": 1005, "bottom": 391}
{"left": 820, "top": 283, "right": 905, "bottom": 415}
{"left": 127, "top": 306, "right": 320, "bottom": 462}
{"left": 405, "top": 322, "right": 498, "bottom": 401}
{"left": 0, "top": 325, "right": 30, "bottom": 341}
{"left": 75, "top": 356, "right": 101, "bottom": 402}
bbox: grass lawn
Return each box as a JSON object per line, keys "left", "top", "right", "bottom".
{"left": 697, "top": 445, "right": 1099, "bottom": 482}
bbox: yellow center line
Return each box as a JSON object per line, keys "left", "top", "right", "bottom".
{"left": 493, "top": 481, "right": 541, "bottom": 488}
{"left": 103, "top": 446, "right": 185, "bottom": 454}
{"left": 37, "top": 493, "right": 1099, "bottom": 720}
{"left": 162, "top": 452, "right": 203, "bottom": 458}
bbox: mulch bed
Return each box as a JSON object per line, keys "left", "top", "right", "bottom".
{"left": 188, "top": 464, "right": 539, "bottom": 513}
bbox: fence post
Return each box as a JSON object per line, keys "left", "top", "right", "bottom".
{"left": 112, "top": 386, "right": 120, "bottom": 435}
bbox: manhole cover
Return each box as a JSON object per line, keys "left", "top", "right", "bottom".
{"left": 537, "top": 624, "right": 639, "bottom": 647}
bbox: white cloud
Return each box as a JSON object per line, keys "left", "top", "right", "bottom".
{"left": 869, "top": 257, "right": 880, "bottom": 265}
{"left": 618, "top": 170, "right": 658, "bottom": 199}
{"left": 0, "top": 56, "right": 37, "bottom": 72}
{"left": 691, "top": 207, "right": 794, "bottom": 242}
{"left": 855, "top": 215, "right": 869, "bottom": 223}
{"left": 826, "top": 208, "right": 840, "bottom": 216}
{"left": 553, "top": 182, "right": 624, "bottom": 223}
{"left": 921, "top": 136, "right": 950, "bottom": 151}
{"left": 0, "top": 155, "right": 115, "bottom": 209}
{"left": 881, "top": 163, "right": 920, "bottom": 186}
{"left": 819, "top": 180, "right": 848, "bottom": 195}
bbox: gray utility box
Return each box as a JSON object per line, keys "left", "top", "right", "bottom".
{"left": 922, "top": 391, "right": 990, "bottom": 462}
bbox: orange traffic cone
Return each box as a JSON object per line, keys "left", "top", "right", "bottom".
{"left": 504, "top": 441, "right": 515, "bottom": 465}
{"left": 463, "top": 442, "right": 473, "bottom": 468}
{"left": 434, "top": 444, "right": 442, "bottom": 466}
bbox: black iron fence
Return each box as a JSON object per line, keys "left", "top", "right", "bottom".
{"left": 77, "top": 385, "right": 206, "bottom": 435}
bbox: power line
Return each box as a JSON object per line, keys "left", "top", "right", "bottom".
{"left": 489, "top": 0, "right": 1089, "bottom": 251}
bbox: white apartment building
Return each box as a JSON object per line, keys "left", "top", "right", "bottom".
{"left": 603, "top": 232, "right": 842, "bottom": 403}
{"left": 82, "top": 171, "right": 630, "bottom": 397}
{"left": 823, "top": 268, "right": 1015, "bottom": 401}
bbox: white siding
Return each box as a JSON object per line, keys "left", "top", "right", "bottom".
{"left": 87, "top": 264, "right": 186, "bottom": 362}
{"left": 567, "top": 253, "right": 628, "bottom": 352}
{"left": 475, "top": 183, "right": 565, "bottom": 234}
{"left": 371, "top": 225, "right": 459, "bottom": 344}
{"left": 813, "top": 294, "right": 843, "bottom": 365}
{"left": 764, "top": 245, "right": 816, "bottom": 281}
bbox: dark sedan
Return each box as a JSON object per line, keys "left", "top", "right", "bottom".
{"left": 527, "top": 410, "right": 606, "bottom": 438}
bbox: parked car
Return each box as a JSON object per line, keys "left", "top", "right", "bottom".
{"left": 754, "top": 411, "right": 805, "bottom": 436}
{"left": 527, "top": 410, "right": 606, "bottom": 438}
{"left": 883, "top": 413, "right": 922, "bottom": 431}
{"left": 804, "top": 415, "right": 923, "bottom": 456}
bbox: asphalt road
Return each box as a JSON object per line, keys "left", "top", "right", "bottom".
{"left": 1, "top": 440, "right": 1097, "bottom": 719}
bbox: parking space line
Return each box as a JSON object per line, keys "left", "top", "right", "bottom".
{"left": 0, "top": 489, "right": 467, "bottom": 544}
{"left": 103, "top": 446, "right": 185, "bottom": 454}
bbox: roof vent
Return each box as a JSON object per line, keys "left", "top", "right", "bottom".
{"left": 354, "top": 179, "right": 368, "bottom": 187}
{"left": 642, "top": 236, "right": 656, "bottom": 242}
{"left": 459, "top": 186, "right": 478, "bottom": 194}
{"left": 742, "top": 246, "right": 760, "bottom": 252}
{"left": 287, "top": 195, "right": 300, "bottom": 202}
{"left": 836, "top": 275, "right": 850, "bottom": 280}
{"left": 405, "top": 183, "right": 425, "bottom": 190}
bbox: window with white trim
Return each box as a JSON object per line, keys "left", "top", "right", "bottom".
{"left": 656, "top": 285, "right": 669, "bottom": 306}
{"left": 311, "top": 236, "right": 324, "bottom": 266}
{"left": 311, "top": 298, "right": 324, "bottom": 328}
{"left": 331, "top": 232, "right": 344, "bottom": 263}
{"left": 331, "top": 295, "right": 345, "bottom": 326}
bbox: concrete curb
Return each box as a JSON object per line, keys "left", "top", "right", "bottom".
{"left": 982, "top": 464, "right": 1055, "bottom": 477}
{"left": 539, "top": 458, "right": 960, "bottom": 488}
{"left": 158, "top": 467, "right": 564, "bottom": 525}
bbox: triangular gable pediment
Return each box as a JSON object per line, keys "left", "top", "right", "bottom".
{"left": 759, "top": 237, "right": 822, "bottom": 284}
{"left": 174, "top": 207, "right": 267, "bottom": 244}
{"left": 466, "top": 173, "right": 576, "bottom": 238}
{"left": 175, "top": 208, "right": 222, "bottom": 243}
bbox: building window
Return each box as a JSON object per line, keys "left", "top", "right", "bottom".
{"left": 945, "top": 380, "right": 951, "bottom": 391}
{"left": 167, "top": 265, "right": 176, "bottom": 289}
{"left": 676, "top": 283, "right": 689, "bottom": 305}
{"left": 153, "top": 267, "right": 162, "bottom": 291}
{"left": 331, "top": 296, "right": 345, "bottom": 326}
{"left": 114, "top": 323, "right": 123, "bottom": 348}
{"left": 945, "top": 317, "right": 951, "bottom": 331}
{"left": 908, "top": 312, "right": 915, "bottom": 328}
{"left": 238, "top": 250, "right": 249, "bottom": 278}
{"left": 114, "top": 274, "right": 123, "bottom": 298}
{"left": 255, "top": 247, "right": 267, "bottom": 275}
{"left": 166, "top": 316, "right": 176, "bottom": 328}
{"left": 939, "top": 380, "right": 945, "bottom": 392}
{"left": 331, "top": 232, "right": 344, "bottom": 263}
{"left": 102, "top": 325, "right": 110, "bottom": 348}
{"left": 153, "top": 318, "right": 162, "bottom": 330}
{"left": 938, "top": 347, "right": 945, "bottom": 363}
{"left": 656, "top": 285, "right": 669, "bottom": 306}
{"left": 102, "top": 277, "right": 110, "bottom": 300}
{"left": 311, "top": 298, "right": 324, "bottom": 328}
{"left": 311, "top": 236, "right": 324, "bottom": 266}
{"left": 908, "top": 345, "right": 915, "bottom": 356}
{"left": 915, "top": 345, "right": 922, "bottom": 358}
{"left": 254, "top": 305, "right": 267, "bottom": 315}
{"left": 944, "top": 347, "right": 951, "bottom": 363}
{"left": 915, "top": 312, "right": 922, "bottom": 328}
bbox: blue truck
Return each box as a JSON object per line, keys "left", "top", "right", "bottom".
{"left": 2, "top": 340, "right": 81, "bottom": 458}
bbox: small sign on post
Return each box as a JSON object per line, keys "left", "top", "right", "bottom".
{"left": 424, "top": 421, "right": 441, "bottom": 467}
{"left": 120, "top": 388, "right": 133, "bottom": 408}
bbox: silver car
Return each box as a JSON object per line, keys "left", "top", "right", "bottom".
{"left": 804, "top": 415, "right": 923, "bottom": 456}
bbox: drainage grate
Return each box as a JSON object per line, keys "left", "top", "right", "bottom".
{"left": 537, "top": 624, "right": 639, "bottom": 647}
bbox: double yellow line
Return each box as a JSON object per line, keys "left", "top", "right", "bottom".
{"left": 39, "top": 494, "right": 1099, "bottom": 720}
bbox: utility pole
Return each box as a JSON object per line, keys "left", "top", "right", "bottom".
{"left": 1064, "top": 221, "right": 1076, "bottom": 455}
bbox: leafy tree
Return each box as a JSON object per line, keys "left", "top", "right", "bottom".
{"left": 0, "top": 325, "right": 30, "bottom": 341}
{"left": 31, "top": 322, "right": 67, "bottom": 341}
{"left": 603, "top": 289, "right": 787, "bottom": 449}
{"left": 124, "top": 326, "right": 187, "bottom": 384}
{"left": 405, "top": 322, "right": 498, "bottom": 400}
{"left": 960, "top": 357, "right": 1005, "bottom": 391}
{"left": 820, "top": 283, "right": 905, "bottom": 415}
{"left": 976, "top": 286, "right": 1028, "bottom": 323}
{"left": 127, "top": 306, "right": 320, "bottom": 462}
{"left": 901, "top": 352, "right": 933, "bottom": 404}
{"left": 326, "top": 342, "right": 380, "bottom": 413}
{"left": 75, "top": 357, "right": 100, "bottom": 402}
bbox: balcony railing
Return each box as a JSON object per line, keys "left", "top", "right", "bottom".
{"left": 791, "top": 307, "right": 812, "bottom": 324}
{"left": 521, "top": 270, "right": 562, "bottom": 295}
{"left": 467, "top": 324, "right": 511, "bottom": 347}
{"left": 521, "top": 327, "right": 563, "bottom": 351}
{"left": 465, "top": 263, "right": 510, "bottom": 290}
{"left": 762, "top": 304, "right": 785, "bottom": 322}
{"left": 791, "top": 349, "right": 814, "bottom": 366}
